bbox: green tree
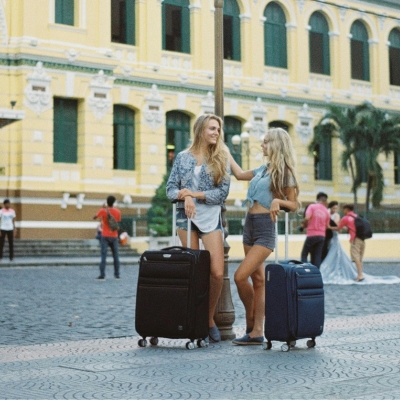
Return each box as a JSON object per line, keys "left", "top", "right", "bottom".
{"left": 147, "top": 173, "right": 173, "bottom": 236}
{"left": 309, "top": 103, "right": 400, "bottom": 213}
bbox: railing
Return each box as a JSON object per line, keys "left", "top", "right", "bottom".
{"left": 123, "top": 209, "right": 400, "bottom": 237}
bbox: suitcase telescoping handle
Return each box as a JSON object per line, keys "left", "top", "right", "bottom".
{"left": 172, "top": 200, "right": 191, "bottom": 248}
{"left": 274, "top": 207, "right": 290, "bottom": 263}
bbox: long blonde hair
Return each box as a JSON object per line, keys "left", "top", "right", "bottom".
{"left": 189, "top": 114, "right": 229, "bottom": 186}
{"left": 266, "top": 128, "right": 301, "bottom": 211}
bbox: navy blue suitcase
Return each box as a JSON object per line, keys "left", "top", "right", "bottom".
{"left": 264, "top": 212, "right": 324, "bottom": 351}
{"left": 135, "top": 203, "right": 210, "bottom": 350}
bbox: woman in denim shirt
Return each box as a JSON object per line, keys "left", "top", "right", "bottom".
{"left": 166, "top": 114, "right": 230, "bottom": 343}
{"left": 230, "top": 127, "right": 301, "bottom": 345}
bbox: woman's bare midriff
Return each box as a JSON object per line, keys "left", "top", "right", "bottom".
{"left": 248, "top": 201, "right": 270, "bottom": 214}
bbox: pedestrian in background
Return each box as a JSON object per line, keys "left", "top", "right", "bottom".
{"left": 321, "top": 200, "right": 340, "bottom": 261}
{"left": 333, "top": 204, "right": 366, "bottom": 282}
{"left": 300, "top": 192, "right": 330, "bottom": 269}
{"left": 93, "top": 196, "right": 121, "bottom": 280}
{"left": 166, "top": 113, "right": 230, "bottom": 343}
{"left": 0, "top": 199, "right": 16, "bottom": 262}
{"left": 229, "top": 127, "right": 300, "bottom": 345}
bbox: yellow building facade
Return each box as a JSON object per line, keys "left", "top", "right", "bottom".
{"left": 0, "top": 0, "right": 400, "bottom": 239}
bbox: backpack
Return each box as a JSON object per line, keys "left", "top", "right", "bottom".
{"left": 106, "top": 208, "right": 119, "bottom": 232}
{"left": 354, "top": 215, "right": 373, "bottom": 240}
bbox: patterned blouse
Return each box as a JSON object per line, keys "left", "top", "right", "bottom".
{"left": 166, "top": 150, "right": 231, "bottom": 208}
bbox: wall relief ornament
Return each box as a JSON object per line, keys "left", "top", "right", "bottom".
{"left": 24, "top": 62, "right": 52, "bottom": 115}
{"left": 250, "top": 97, "right": 267, "bottom": 139}
{"left": 296, "top": 103, "right": 313, "bottom": 145}
{"left": 143, "top": 84, "right": 164, "bottom": 131}
{"left": 87, "top": 70, "right": 113, "bottom": 120}
{"left": 201, "top": 91, "right": 215, "bottom": 114}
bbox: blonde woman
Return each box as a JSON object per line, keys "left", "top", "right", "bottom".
{"left": 230, "top": 127, "right": 300, "bottom": 345}
{"left": 166, "top": 114, "right": 230, "bottom": 343}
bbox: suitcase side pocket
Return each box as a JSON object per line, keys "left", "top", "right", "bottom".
{"left": 296, "top": 289, "right": 324, "bottom": 338}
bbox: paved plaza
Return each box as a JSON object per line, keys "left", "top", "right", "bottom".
{"left": 1, "top": 260, "right": 400, "bottom": 399}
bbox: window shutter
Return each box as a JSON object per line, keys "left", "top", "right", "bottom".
{"left": 114, "top": 105, "right": 135, "bottom": 171}
{"left": 265, "top": 3, "right": 287, "bottom": 68}
{"left": 126, "top": 0, "right": 135, "bottom": 45}
{"left": 54, "top": 98, "right": 78, "bottom": 163}
{"left": 181, "top": 2, "right": 190, "bottom": 53}
{"left": 55, "top": 0, "right": 74, "bottom": 25}
{"left": 232, "top": 14, "right": 241, "bottom": 61}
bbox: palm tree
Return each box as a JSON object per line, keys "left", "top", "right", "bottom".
{"left": 309, "top": 103, "right": 400, "bottom": 214}
{"left": 355, "top": 104, "right": 400, "bottom": 213}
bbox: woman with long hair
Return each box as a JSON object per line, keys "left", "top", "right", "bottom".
{"left": 230, "top": 127, "right": 301, "bottom": 345}
{"left": 166, "top": 114, "right": 230, "bottom": 343}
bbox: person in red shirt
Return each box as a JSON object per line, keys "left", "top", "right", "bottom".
{"left": 300, "top": 192, "right": 330, "bottom": 268}
{"left": 334, "top": 204, "right": 365, "bottom": 282}
{"left": 93, "top": 195, "right": 121, "bottom": 280}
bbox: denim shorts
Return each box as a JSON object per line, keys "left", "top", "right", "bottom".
{"left": 176, "top": 208, "right": 222, "bottom": 237}
{"left": 243, "top": 213, "right": 275, "bottom": 250}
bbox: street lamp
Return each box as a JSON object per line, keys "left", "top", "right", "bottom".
{"left": 231, "top": 122, "right": 253, "bottom": 170}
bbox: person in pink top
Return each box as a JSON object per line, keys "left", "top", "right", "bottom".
{"left": 300, "top": 192, "right": 330, "bottom": 268}
{"left": 335, "top": 204, "right": 365, "bottom": 282}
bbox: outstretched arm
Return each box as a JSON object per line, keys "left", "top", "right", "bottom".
{"left": 229, "top": 153, "right": 254, "bottom": 181}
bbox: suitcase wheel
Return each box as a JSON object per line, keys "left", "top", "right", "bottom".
{"left": 150, "top": 337, "right": 159, "bottom": 346}
{"left": 306, "top": 339, "right": 316, "bottom": 348}
{"left": 197, "top": 339, "right": 208, "bottom": 348}
{"left": 281, "top": 343, "right": 290, "bottom": 352}
{"left": 138, "top": 339, "right": 147, "bottom": 348}
{"left": 262, "top": 341, "right": 272, "bottom": 350}
{"left": 186, "top": 341, "right": 196, "bottom": 350}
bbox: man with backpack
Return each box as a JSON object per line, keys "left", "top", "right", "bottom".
{"left": 93, "top": 195, "right": 121, "bottom": 280}
{"left": 334, "top": 204, "right": 369, "bottom": 282}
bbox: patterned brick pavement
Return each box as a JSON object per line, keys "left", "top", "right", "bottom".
{"left": 0, "top": 262, "right": 400, "bottom": 399}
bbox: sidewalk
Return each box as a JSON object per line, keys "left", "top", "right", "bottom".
{"left": 1, "top": 313, "right": 400, "bottom": 399}
{"left": 1, "top": 262, "right": 400, "bottom": 399}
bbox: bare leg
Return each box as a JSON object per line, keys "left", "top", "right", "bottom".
{"left": 201, "top": 231, "right": 224, "bottom": 327}
{"left": 178, "top": 228, "right": 199, "bottom": 250}
{"left": 234, "top": 244, "right": 272, "bottom": 338}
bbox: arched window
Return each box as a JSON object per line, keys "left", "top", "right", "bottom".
{"left": 389, "top": 29, "right": 400, "bottom": 86}
{"left": 224, "top": 116, "right": 242, "bottom": 166}
{"left": 313, "top": 139, "right": 332, "bottom": 181}
{"left": 113, "top": 105, "right": 135, "bottom": 170}
{"left": 166, "top": 111, "right": 190, "bottom": 169}
{"left": 264, "top": 2, "right": 287, "bottom": 68}
{"left": 309, "top": 12, "right": 330, "bottom": 75}
{"left": 162, "top": 0, "right": 190, "bottom": 53}
{"left": 268, "top": 121, "right": 289, "bottom": 131}
{"left": 55, "top": 0, "right": 74, "bottom": 26}
{"left": 111, "top": 0, "right": 135, "bottom": 45}
{"left": 223, "top": 0, "right": 241, "bottom": 61}
{"left": 350, "top": 20, "right": 370, "bottom": 81}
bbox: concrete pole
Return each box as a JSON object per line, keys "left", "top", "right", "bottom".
{"left": 214, "top": 0, "right": 236, "bottom": 341}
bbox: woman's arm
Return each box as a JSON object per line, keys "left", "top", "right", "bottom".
{"left": 229, "top": 154, "right": 254, "bottom": 181}
{"left": 269, "top": 187, "right": 298, "bottom": 222}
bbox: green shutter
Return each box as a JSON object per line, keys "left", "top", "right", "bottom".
{"left": 351, "top": 21, "right": 370, "bottom": 81}
{"left": 114, "top": 105, "right": 135, "bottom": 171}
{"left": 53, "top": 98, "right": 78, "bottom": 163}
{"left": 264, "top": 2, "right": 287, "bottom": 68}
{"left": 309, "top": 12, "right": 330, "bottom": 75}
{"left": 319, "top": 139, "right": 332, "bottom": 180}
{"left": 55, "top": 0, "right": 74, "bottom": 25}
{"left": 126, "top": 0, "right": 135, "bottom": 45}
{"left": 166, "top": 111, "right": 190, "bottom": 168}
{"left": 181, "top": 2, "right": 190, "bottom": 53}
{"left": 162, "top": 2, "right": 166, "bottom": 50}
{"left": 395, "top": 152, "right": 400, "bottom": 184}
{"left": 224, "top": 0, "right": 241, "bottom": 61}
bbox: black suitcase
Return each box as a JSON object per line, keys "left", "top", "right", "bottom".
{"left": 135, "top": 203, "right": 210, "bottom": 350}
{"left": 264, "top": 211, "right": 324, "bottom": 352}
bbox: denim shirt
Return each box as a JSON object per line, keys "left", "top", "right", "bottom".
{"left": 166, "top": 151, "right": 230, "bottom": 208}
{"left": 243, "top": 164, "right": 295, "bottom": 209}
